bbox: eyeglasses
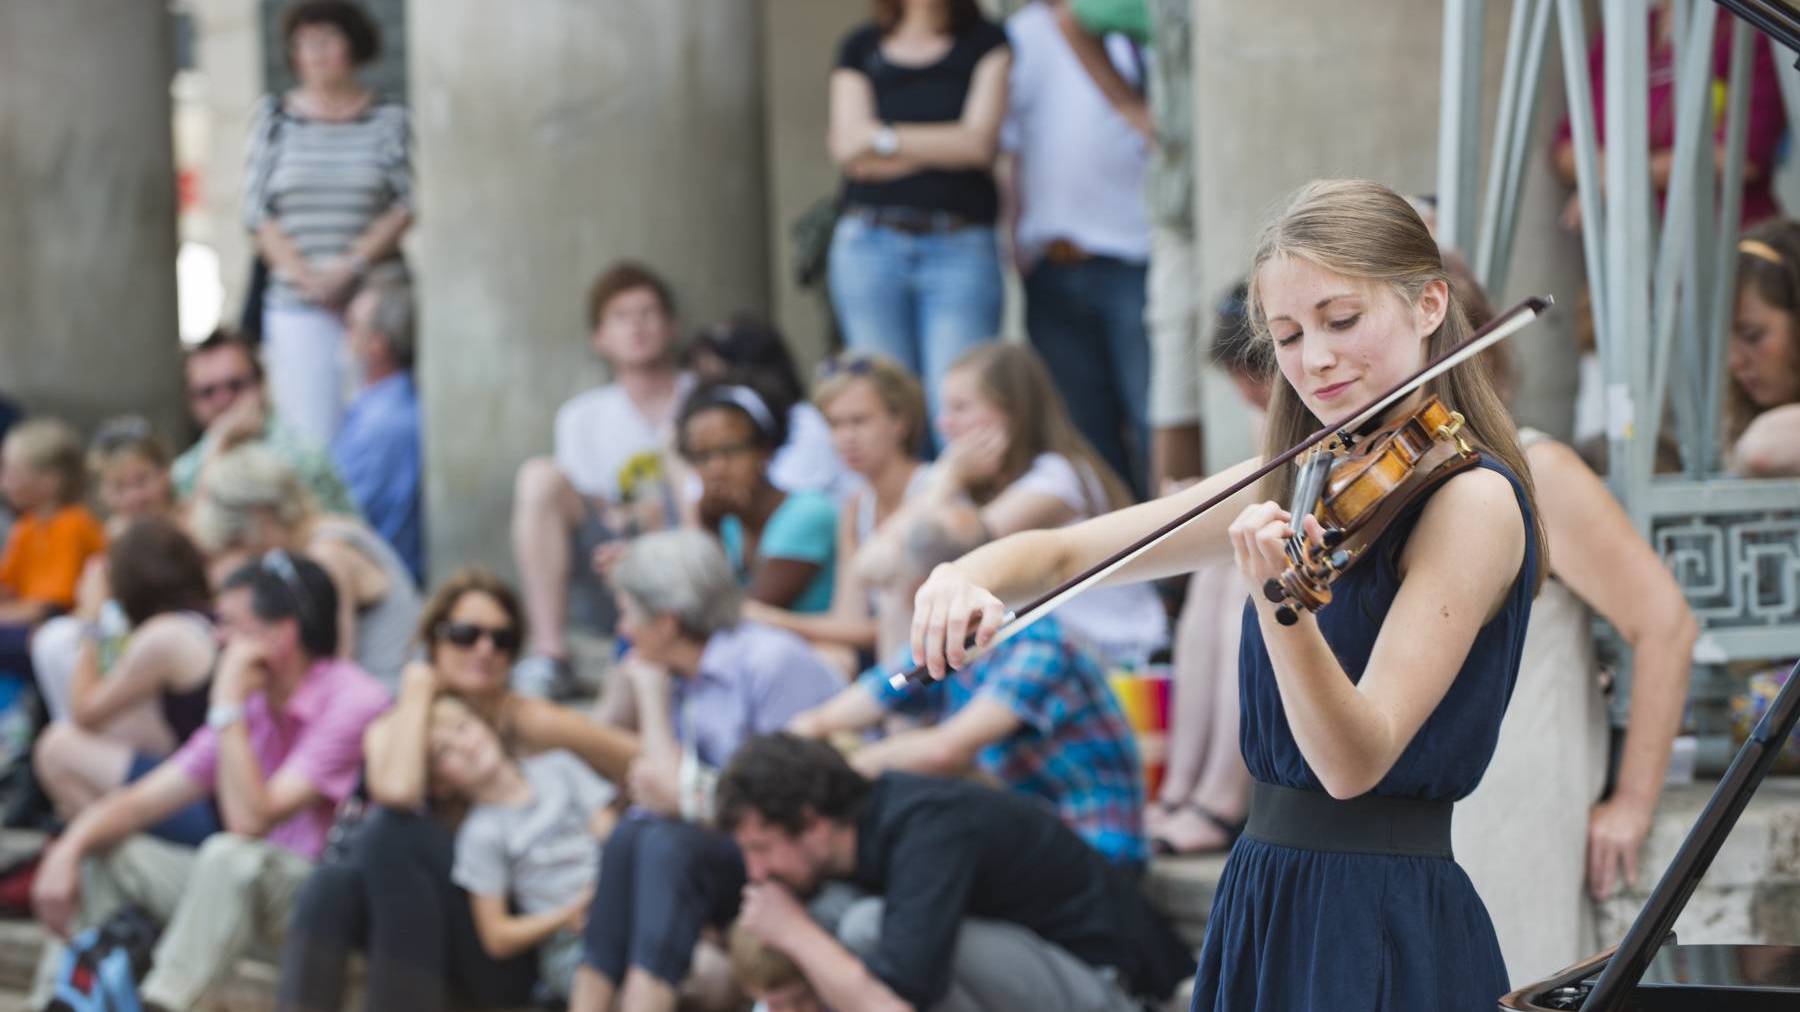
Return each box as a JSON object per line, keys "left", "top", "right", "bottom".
{"left": 437, "top": 622, "right": 521, "bottom": 653}
{"left": 685, "top": 442, "right": 758, "bottom": 467}
{"left": 189, "top": 375, "right": 256, "bottom": 402}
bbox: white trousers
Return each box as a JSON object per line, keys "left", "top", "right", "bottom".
{"left": 263, "top": 302, "right": 348, "bottom": 449}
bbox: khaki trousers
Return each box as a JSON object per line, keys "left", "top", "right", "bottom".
{"left": 31, "top": 832, "right": 313, "bottom": 1011}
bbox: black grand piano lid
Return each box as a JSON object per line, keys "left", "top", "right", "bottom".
{"left": 1502, "top": 651, "right": 1800, "bottom": 1011}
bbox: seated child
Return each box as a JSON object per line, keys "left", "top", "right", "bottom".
{"left": 729, "top": 920, "right": 827, "bottom": 1012}
{"left": 437, "top": 697, "right": 618, "bottom": 1002}
{"left": 0, "top": 419, "right": 105, "bottom": 685}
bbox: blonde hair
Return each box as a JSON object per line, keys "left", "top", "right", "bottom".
{"left": 945, "top": 343, "right": 1134, "bottom": 513}
{"left": 4, "top": 418, "right": 87, "bottom": 505}
{"left": 1247, "top": 179, "right": 1545, "bottom": 590}
{"left": 188, "top": 444, "right": 317, "bottom": 554}
{"left": 813, "top": 352, "right": 929, "bottom": 457}
{"left": 728, "top": 921, "right": 806, "bottom": 995}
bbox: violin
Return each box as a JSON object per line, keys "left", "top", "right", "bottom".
{"left": 1262, "top": 395, "right": 1478, "bottom": 625}
{"left": 886, "top": 295, "right": 1551, "bottom": 691}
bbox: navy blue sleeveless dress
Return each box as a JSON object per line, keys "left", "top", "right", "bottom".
{"left": 1190, "top": 456, "right": 1539, "bottom": 1011}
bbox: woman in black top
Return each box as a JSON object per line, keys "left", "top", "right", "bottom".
{"left": 827, "top": 0, "right": 1011, "bottom": 440}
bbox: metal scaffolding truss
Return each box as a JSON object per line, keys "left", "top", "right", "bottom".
{"left": 1438, "top": 0, "right": 1800, "bottom": 759}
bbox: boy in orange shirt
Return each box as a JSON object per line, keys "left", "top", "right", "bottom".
{"left": 0, "top": 419, "right": 106, "bottom": 679}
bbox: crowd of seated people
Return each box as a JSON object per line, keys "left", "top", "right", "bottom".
{"left": 5, "top": 2, "right": 1799, "bottom": 1011}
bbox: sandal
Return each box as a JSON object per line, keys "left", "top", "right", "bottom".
{"left": 1151, "top": 802, "right": 1246, "bottom": 857}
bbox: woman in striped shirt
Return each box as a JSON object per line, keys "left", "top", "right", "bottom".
{"left": 244, "top": 1, "right": 412, "bottom": 448}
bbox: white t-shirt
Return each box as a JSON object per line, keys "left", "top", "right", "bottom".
{"left": 1001, "top": 3, "right": 1152, "bottom": 265}
{"left": 771, "top": 402, "right": 852, "bottom": 500}
{"left": 553, "top": 373, "right": 696, "bottom": 502}
{"left": 1013, "top": 453, "right": 1169, "bottom": 665}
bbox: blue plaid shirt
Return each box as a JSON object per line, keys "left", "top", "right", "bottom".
{"left": 858, "top": 616, "right": 1148, "bottom": 867}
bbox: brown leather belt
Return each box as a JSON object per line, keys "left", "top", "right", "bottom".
{"left": 1042, "top": 237, "right": 1094, "bottom": 265}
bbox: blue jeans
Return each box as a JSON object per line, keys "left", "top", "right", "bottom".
{"left": 828, "top": 214, "right": 1004, "bottom": 434}
{"left": 1024, "top": 258, "right": 1151, "bottom": 497}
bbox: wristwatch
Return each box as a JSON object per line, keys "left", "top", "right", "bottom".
{"left": 872, "top": 123, "right": 899, "bottom": 157}
{"left": 206, "top": 703, "right": 246, "bottom": 730}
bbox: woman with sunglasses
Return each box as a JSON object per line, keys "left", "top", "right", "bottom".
{"left": 191, "top": 443, "right": 421, "bottom": 689}
{"left": 278, "top": 567, "right": 640, "bottom": 1012}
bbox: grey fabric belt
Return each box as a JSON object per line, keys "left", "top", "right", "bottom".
{"left": 1245, "top": 781, "right": 1454, "bottom": 859}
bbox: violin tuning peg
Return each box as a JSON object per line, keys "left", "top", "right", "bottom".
{"left": 1275, "top": 604, "right": 1299, "bottom": 627}
{"left": 1322, "top": 527, "right": 1346, "bottom": 549}
{"left": 1328, "top": 548, "right": 1351, "bottom": 570}
{"left": 1262, "top": 579, "right": 1287, "bottom": 603}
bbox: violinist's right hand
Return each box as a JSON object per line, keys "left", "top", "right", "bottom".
{"left": 911, "top": 563, "right": 1008, "bottom": 681}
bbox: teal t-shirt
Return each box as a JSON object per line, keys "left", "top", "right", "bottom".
{"left": 719, "top": 490, "right": 837, "bottom": 614}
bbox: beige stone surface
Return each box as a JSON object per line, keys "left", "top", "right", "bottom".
{"left": 410, "top": 0, "right": 771, "bottom": 579}
{"left": 0, "top": 1, "right": 185, "bottom": 433}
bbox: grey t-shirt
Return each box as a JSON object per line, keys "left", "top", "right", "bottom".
{"left": 451, "top": 750, "right": 615, "bottom": 916}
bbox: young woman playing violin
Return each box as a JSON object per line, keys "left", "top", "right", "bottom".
{"left": 911, "top": 179, "right": 1547, "bottom": 1011}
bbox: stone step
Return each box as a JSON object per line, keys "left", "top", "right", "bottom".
{"left": 1594, "top": 776, "right": 1800, "bottom": 947}
{"left": 1144, "top": 852, "right": 1226, "bottom": 949}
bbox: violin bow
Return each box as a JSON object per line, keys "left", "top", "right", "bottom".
{"left": 889, "top": 294, "right": 1553, "bottom": 691}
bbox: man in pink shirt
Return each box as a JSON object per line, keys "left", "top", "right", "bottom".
{"left": 30, "top": 551, "right": 390, "bottom": 1011}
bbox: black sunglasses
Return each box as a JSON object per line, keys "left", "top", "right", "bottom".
{"left": 437, "top": 621, "right": 521, "bottom": 653}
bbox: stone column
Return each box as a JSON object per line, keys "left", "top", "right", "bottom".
{"left": 760, "top": 0, "right": 866, "bottom": 373}
{"left": 1191, "top": 0, "right": 1584, "bottom": 465}
{"left": 412, "top": 0, "right": 770, "bottom": 577}
{"left": 0, "top": 2, "right": 184, "bottom": 434}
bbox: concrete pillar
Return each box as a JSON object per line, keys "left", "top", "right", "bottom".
{"left": 760, "top": 0, "right": 866, "bottom": 373}
{"left": 1192, "top": 0, "right": 1585, "bottom": 466}
{"left": 188, "top": 0, "right": 266, "bottom": 328}
{"left": 0, "top": 2, "right": 184, "bottom": 434}
{"left": 412, "top": 0, "right": 770, "bottom": 578}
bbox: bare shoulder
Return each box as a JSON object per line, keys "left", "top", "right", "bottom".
{"left": 1409, "top": 466, "right": 1525, "bottom": 558}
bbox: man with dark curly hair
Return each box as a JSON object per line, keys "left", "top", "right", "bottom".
{"left": 716, "top": 734, "right": 1193, "bottom": 1012}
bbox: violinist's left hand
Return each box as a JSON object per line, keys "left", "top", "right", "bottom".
{"left": 1229, "top": 501, "right": 1327, "bottom": 597}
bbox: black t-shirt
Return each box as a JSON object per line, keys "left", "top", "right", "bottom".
{"left": 834, "top": 19, "right": 1009, "bottom": 223}
{"left": 848, "top": 773, "right": 1195, "bottom": 1009}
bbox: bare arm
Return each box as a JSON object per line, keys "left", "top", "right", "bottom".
{"left": 888, "top": 49, "right": 1012, "bottom": 169}
{"left": 507, "top": 696, "right": 641, "bottom": 784}
{"left": 361, "top": 662, "right": 438, "bottom": 809}
{"left": 1731, "top": 404, "right": 1800, "bottom": 477}
{"left": 255, "top": 219, "right": 314, "bottom": 281}
{"left": 788, "top": 683, "right": 889, "bottom": 739}
{"left": 1529, "top": 439, "right": 1696, "bottom": 897}
{"left": 846, "top": 697, "right": 1020, "bottom": 778}
{"left": 347, "top": 204, "right": 412, "bottom": 266}
{"left": 468, "top": 891, "right": 585, "bottom": 960}
{"left": 829, "top": 51, "right": 1012, "bottom": 171}
{"left": 1053, "top": 5, "right": 1151, "bottom": 139}
{"left": 745, "top": 504, "right": 878, "bottom": 649}
{"left": 33, "top": 761, "right": 209, "bottom": 936}
{"left": 910, "top": 457, "right": 1262, "bottom": 678}
{"left": 776, "top": 917, "right": 914, "bottom": 1012}
{"left": 747, "top": 558, "right": 825, "bottom": 611}
{"left": 70, "top": 617, "right": 215, "bottom": 732}
{"left": 1246, "top": 469, "right": 1525, "bottom": 799}
{"left": 308, "top": 539, "right": 368, "bottom": 664}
